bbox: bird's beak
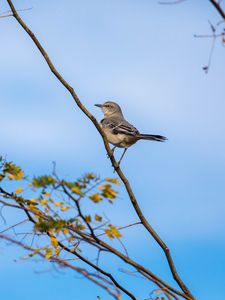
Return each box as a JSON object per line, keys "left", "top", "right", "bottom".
{"left": 95, "top": 104, "right": 102, "bottom": 108}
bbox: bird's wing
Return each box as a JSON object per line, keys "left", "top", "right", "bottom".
{"left": 101, "top": 117, "right": 139, "bottom": 136}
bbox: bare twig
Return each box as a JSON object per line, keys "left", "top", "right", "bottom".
{"left": 158, "top": 0, "right": 188, "bottom": 5}
{"left": 0, "top": 7, "right": 31, "bottom": 19}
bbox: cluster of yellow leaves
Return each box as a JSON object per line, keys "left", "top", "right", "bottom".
{"left": 28, "top": 196, "right": 70, "bottom": 213}
{"left": 31, "top": 175, "right": 56, "bottom": 188}
{"left": 99, "top": 184, "right": 117, "bottom": 199}
{"left": 89, "top": 181, "right": 119, "bottom": 203}
{"left": 3, "top": 162, "right": 24, "bottom": 180}
{"left": 105, "top": 225, "right": 122, "bottom": 239}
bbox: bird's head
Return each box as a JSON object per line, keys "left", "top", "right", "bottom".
{"left": 95, "top": 101, "right": 123, "bottom": 117}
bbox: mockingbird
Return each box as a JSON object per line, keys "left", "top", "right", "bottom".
{"left": 95, "top": 101, "right": 167, "bottom": 165}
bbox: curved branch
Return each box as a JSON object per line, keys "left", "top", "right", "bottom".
{"left": 5, "top": 1, "right": 194, "bottom": 299}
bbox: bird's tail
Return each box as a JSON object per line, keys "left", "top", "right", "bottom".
{"left": 137, "top": 134, "right": 167, "bottom": 142}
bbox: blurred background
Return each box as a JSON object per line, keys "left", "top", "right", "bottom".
{"left": 0, "top": 0, "right": 225, "bottom": 299}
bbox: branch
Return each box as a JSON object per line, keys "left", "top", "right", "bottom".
{"left": 209, "top": 0, "right": 225, "bottom": 20}
{"left": 58, "top": 240, "right": 136, "bottom": 300}
{"left": 5, "top": 1, "right": 194, "bottom": 299}
{"left": 0, "top": 234, "right": 121, "bottom": 300}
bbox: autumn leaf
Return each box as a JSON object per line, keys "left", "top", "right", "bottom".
{"left": 95, "top": 214, "right": 102, "bottom": 222}
{"left": 105, "top": 178, "right": 120, "bottom": 185}
{"left": 43, "top": 192, "right": 50, "bottom": 197}
{"left": 71, "top": 186, "right": 84, "bottom": 197}
{"left": 40, "top": 199, "right": 48, "bottom": 206}
{"left": 54, "top": 248, "right": 60, "bottom": 256}
{"left": 61, "top": 206, "right": 69, "bottom": 212}
{"left": 45, "top": 248, "right": 53, "bottom": 259}
{"left": 29, "top": 198, "right": 37, "bottom": 204}
{"left": 15, "top": 188, "right": 24, "bottom": 194}
{"left": 63, "top": 228, "right": 69, "bottom": 234}
{"left": 32, "top": 175, "right": 56, "bottom": 188}
{"left": 84, "top": 215, "right": 91, "bottom": 223}
{"left": 50, "top": 236, "right": 59, "bottom": 248}
{"left": 89, "top": 193, "right": 102, "bottom": 203}
{"left": 4, "top": 162, "right": 24, "bottom": 180}
{"left": 99, "top": 184, "right": 117, "bottom": 199}
{"left": 105, "top": 225, "right": 122, "bottom": 239}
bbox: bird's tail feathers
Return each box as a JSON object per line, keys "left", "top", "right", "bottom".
{"left": 137, "top": 134, "right": 167, "bottom": 142}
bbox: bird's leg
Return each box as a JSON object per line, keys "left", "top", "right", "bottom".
{"left": 117, "top": 148, "right": 128, "bottom": 166}
{"left": 111, "top": 146, "right": 116, "bottom": 154}
{"left": 107, "top": 146, "right": 116, "bottom": 158}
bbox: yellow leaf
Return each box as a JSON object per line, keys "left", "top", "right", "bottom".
{"left": 54, "top": 201, "right": 62, "bottom": 207}
{"left": 110, "top": 225, "right": 122, "bottom": 238}
{"left": 95, "top": 214, "right": 102, "bottom": 222}
{"left": 89, "top": 193, "right": 102, "bottom": 203}
{"left": 8, "top": 174, "right": 14, "bottom": 180}
{"left": 61, "top": 206, "right": 69, "bottom": 212}
{"left": 63, "top": 228, "right": 69, "bottom": 234}
{"left": 43, "top": 192, "right": 50, "bottom": 197}
{"left": 33, "top": 248, "right": 40, "bottom": 254}
{"left": 15, "top": 188, "right": 24, "bottom": 194}
{"left": 99, "top": 184, "right": 109, "bottom": 190}
{"left": 40, "top": 199, "right": 48, "bottom": 206}
{"left": 45, "top": 248, "right": 53, "bottom": 259}
{"left": 71, "top": 186, "right": 84, "bottom": 196}
{"left": 50, "top": 236, "right": 59, "bottom": 248}
{"left": 54, "top": 248, "right": 60, "bottom": 256}
{"left": 105, "top": 225, "right": 122, "bottom": 239}
{"left": 105, "top": 178, "right": 120, "bottom": 185}
{"left": 84, "top": 215, "right": 91, "bottom": 223}
{"left": 29, "top": 198, "right": 37, "bottom": 204}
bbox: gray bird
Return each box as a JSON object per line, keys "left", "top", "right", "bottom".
{"left": 95, "top": 101, "right": 167, "bottom": 165}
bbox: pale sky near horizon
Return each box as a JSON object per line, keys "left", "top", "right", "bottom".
{"left": 1, "top": 1, "right": 225, "bottom": 299}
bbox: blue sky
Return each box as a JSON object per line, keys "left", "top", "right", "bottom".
{"left": 1, "top": 0, "right": 225, "bottom": 299}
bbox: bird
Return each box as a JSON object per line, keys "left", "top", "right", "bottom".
{"left": 95, "top": 101, "right": 167, "bottom": 166}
